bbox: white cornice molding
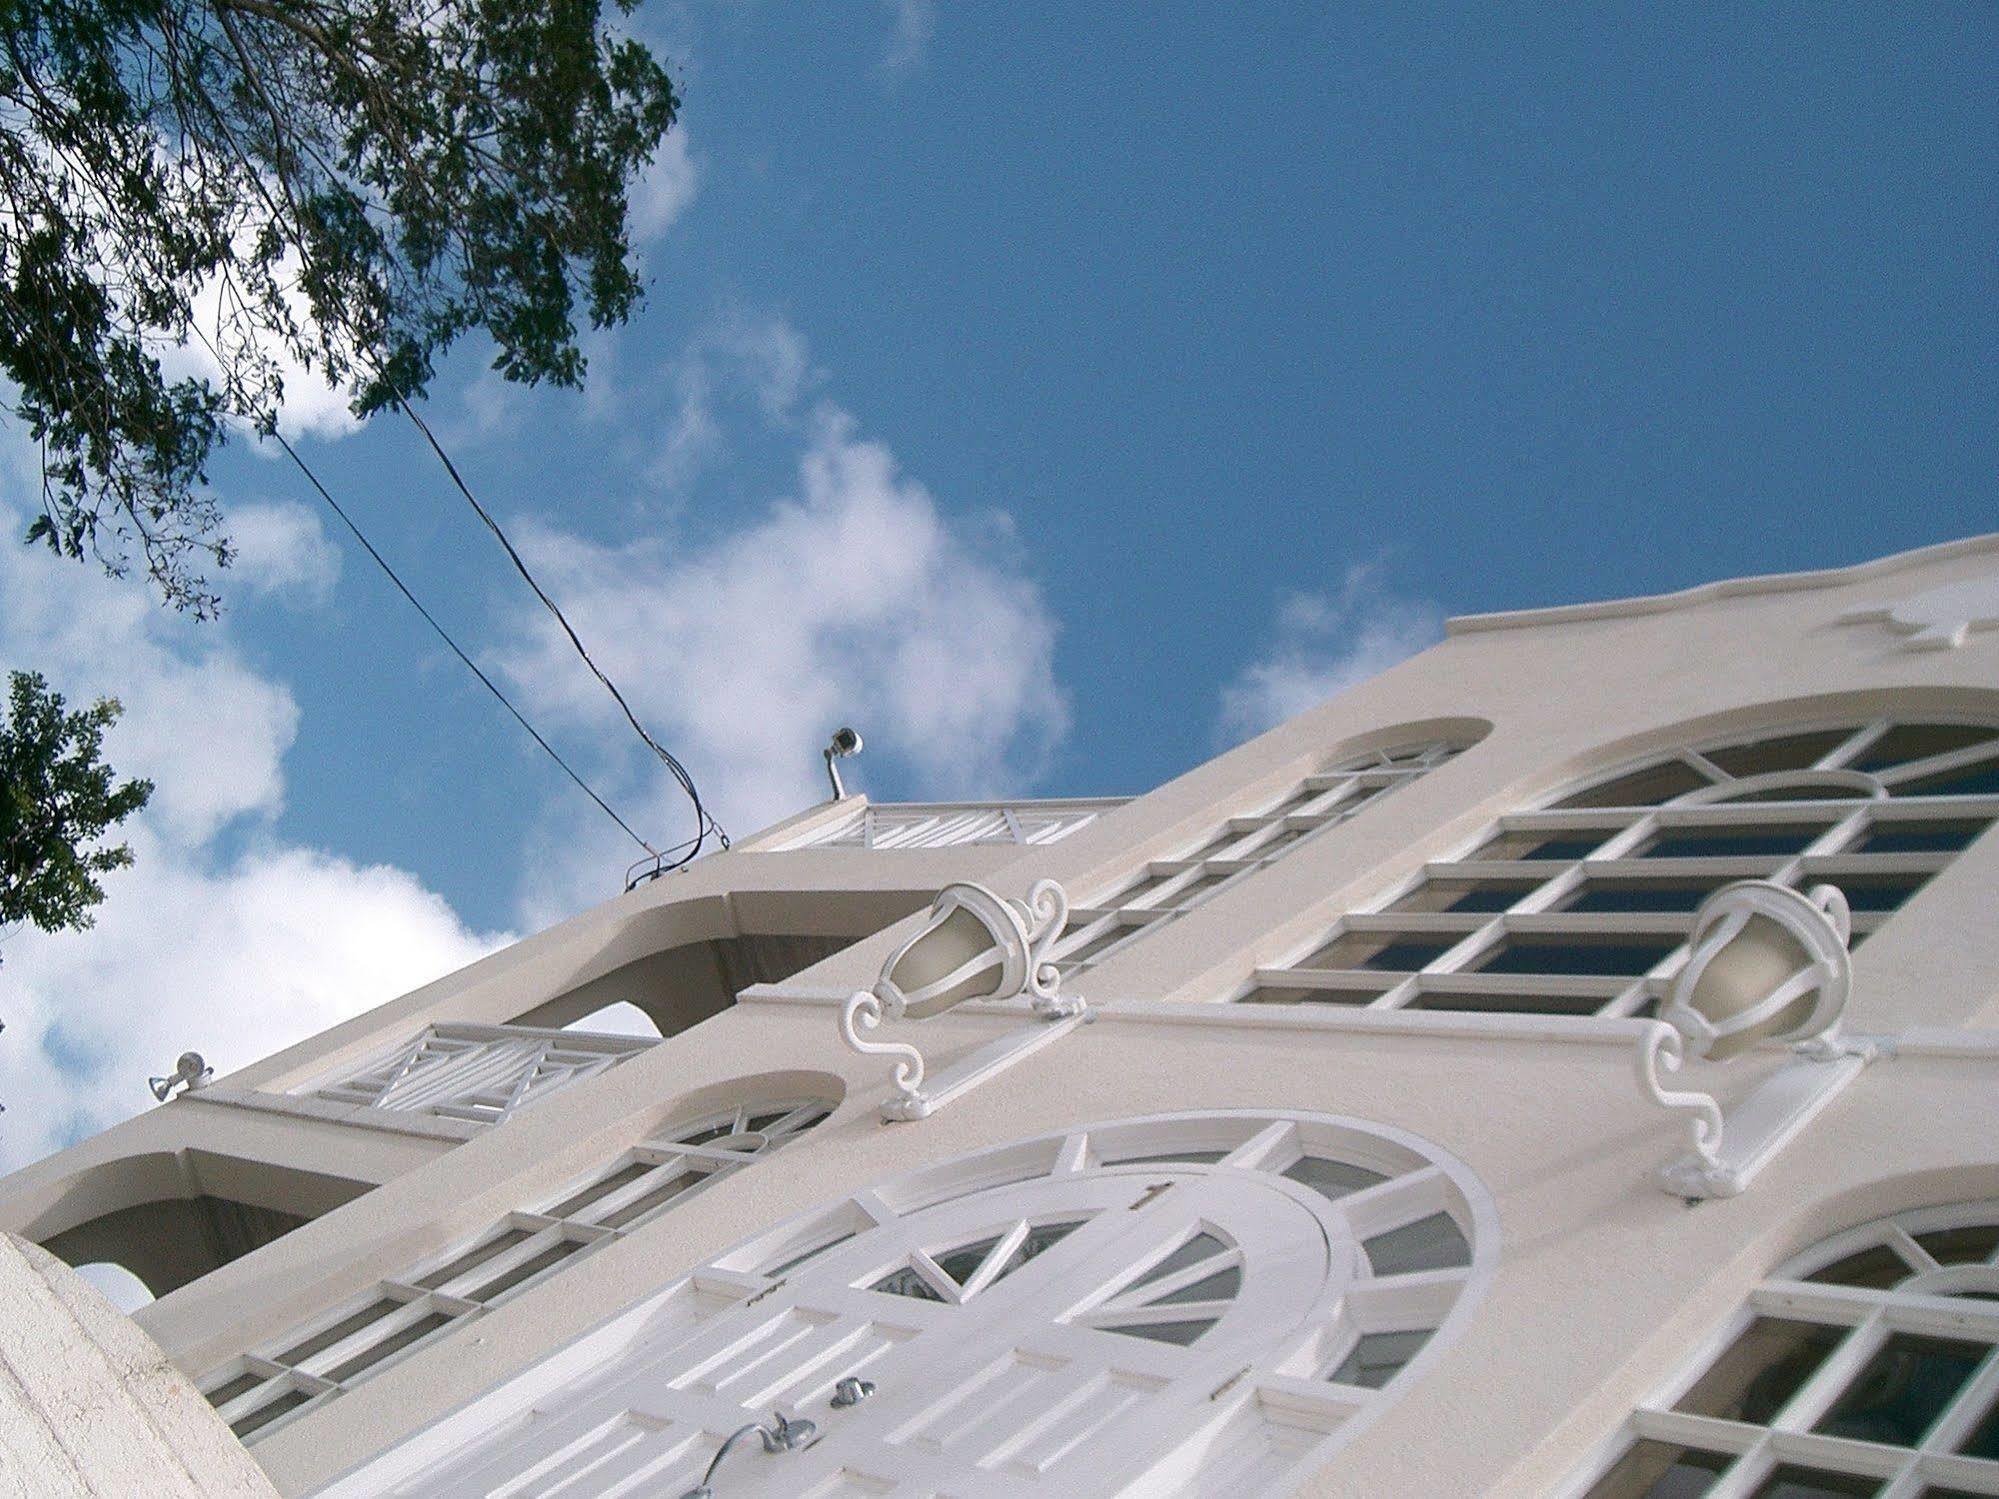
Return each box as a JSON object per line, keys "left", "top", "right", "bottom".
{"left": 1445, "top": 531, "right": 1999, "bottom": 637}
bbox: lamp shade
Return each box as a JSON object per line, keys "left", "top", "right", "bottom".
{"left": 877, "top": 885, "right": 1033, "bottom": 1020}
{"left": 1662, "top": 881, "right": 1852, "bottom": 1061}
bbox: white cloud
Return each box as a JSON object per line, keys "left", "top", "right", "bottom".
{"left": 223, "top": 499, "right": 342, "bottom": 606}
{"left": 489, "top": 324, "right": 1067, "bottom": 921}
{"left": 162, "top": 256, "right": 366, "bottom": 444}
{"left": 1217, "top": 563, "right": 1443, "bottom": 743}
{"left": 653, "top": 305, "right": 819, "bottom": 488}
{"left": 0, "top": 492, "right": 506, "bottom": 1175}
{"left": 880, "top": 0, "right": 934, "bottom": 74}
{"left": 629, "top": 130, "right": 701, "bottom": 243}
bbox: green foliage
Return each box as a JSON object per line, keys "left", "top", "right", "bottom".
{"left": 0, "top": 670, "right": 152, "bottom": 943}
{"left": 0, "top": 0, "right": 680, "bottom": 613}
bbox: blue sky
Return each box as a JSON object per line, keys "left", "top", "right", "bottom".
{"left": 2, "top": 1, "right": 1995, "bottom": 1166}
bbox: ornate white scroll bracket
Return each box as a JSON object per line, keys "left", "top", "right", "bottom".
{"left": 839, "top": 878, "right": 1089, "bottom": 1123}
{"left": 1640, "top": 1021, "right": 1886, "bottom": 1202}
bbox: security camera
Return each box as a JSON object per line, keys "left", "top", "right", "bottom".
{"left": 149, "top": 1052, "right": 212, "bottom": 1102}
{"left": 823, "top": 727, "right": 864, "bottom": 799}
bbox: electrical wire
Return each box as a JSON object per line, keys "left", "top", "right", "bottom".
{"left": 268, "top": 429, "right": 659, "bottom": 857}
{"left": 388, "top": 395, "right": 729, "bottom": 868}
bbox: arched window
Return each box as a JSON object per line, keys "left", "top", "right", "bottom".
{"left": 1239, "top": 718, "right": 1999, "bottom": 1016}
{"left": 1572, "top": 1200, "right": 1999, "bottom": 1498}
{"left": 201, "top": 1095, "right": 834, "bottom": 1443}
{"left": 1053, "top": 736, "right": 1481, "bottom": 977}
{"left": 323, "top": 1111, "right": 1497, "bottom": 1499}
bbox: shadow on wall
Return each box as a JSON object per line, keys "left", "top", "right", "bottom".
{"left": 29, "top": 1149, "right": 372, "bottom": 1301}
{"left": 510, "top": 931, "right": 867, "bottom": 1036}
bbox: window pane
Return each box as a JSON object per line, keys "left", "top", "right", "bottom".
{"left": 1812, "top": 1332, "right": 1990, "bottom": 1446}
{"left": 1582, "top": 1439, "right": 1731, "bottom": 1499}
{"left": 1814, "top": 873, "right": 1928, "bottom": 913}
{"left": 1239, "top": 985, "right": 1385, "bottom": 1007}
{"left": 1283, "top": 1156, "right": 1389, "bottom": 1202}
{"left": 1854, "top": 821, "right": 1987, "bottom": 854}
{"left": 1806, "top": 1243, "right": 1914, "bottom": 1290}
{"left": 1130, "top": 1233, "right": 1229, "bottom": 1291}
{"left": 1703, "top": 731, "right": 1853, "bottom": 779}
{"left": 1641, "top": 827, "right": 1822, "bottom": 859}
{"left": 1674, "top": 1317, "right": 1843, "bottom": 1424}
{"left": 1475, "top": 830, "right": 1618, "bottom": 861}
{"left": 1562, "top": 880, "right": 1725, "bottom": 914}
{"left": 1955, "top": 1393, "right": 1999, "bottom": 1459}
{"left": 932, "top": 1235, "right": 1005, "bottom": 1288}
{"left": 1329, "top": 1329, "right": 1432, "bottom": 1390}
{"left": 1746, "top": 1466, "right": 1882, "bottom": 1499}
{"left": 1850, "top": 724, "right": 1999, "bottom": 773}
{"left": 1298, "top": 933, "right": 1462, "bottom": 972}
{"left": 1472, "top": 935, "right": 1681, "bottom": 977}
{"left": 870, "top": 1265, "right": 946, "bottom": 1301}
{"left": 1913, "top": 1224, "right": 1999, "bottom": 1266}
{"left": 1107, "top": 1317, "right": 1214, "bottom": 1346}
{"left": 1363, "top": 1213, "right": 1470, "bottom": 1274}
{"left": 1897, "top": 761, "right": 1999, "bottom": 797}
{"left": 1149, "top": 1266, "right": 1242, "bottom": 1306}
{"left": 1388, "top": 880, "right": 1540, "bottom": 914}
{"left": 992, "top": 1219, "right": 1083, "bottom": 1283}
{"left": 1407, "top": 987, "right": 1608, "bottom": 1017}
{"left": 1557, "top": 762, "right": 1713, "bottom": 808}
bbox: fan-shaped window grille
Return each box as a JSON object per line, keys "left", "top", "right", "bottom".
{"left": 1052, "top": 740, "right": 1473, "bottom": 977}
{"left": 327, "top": 1111, "right": 1498, "bottom": 1499}
{"left": 199, "top": 1098, "right": 832, "bottom": 1444}
{"left": 1572, "top": 1201, "right": 1999, "bottom": 1498}
{"left": 1238, "top": 719, "right": 1999, "bottom": 1017}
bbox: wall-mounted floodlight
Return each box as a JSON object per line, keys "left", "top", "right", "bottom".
{"left": 823, "top": 726, "right": 863, "bottom": 800}
{"left": 1638, "top": 881, "right": 1885, "bottom": 1199}
{"left": 842, "top": 879, "right": 1087, "bottom": 1121}
{"left": 149, "top": 1052, "right": 213, "bottom": 1101}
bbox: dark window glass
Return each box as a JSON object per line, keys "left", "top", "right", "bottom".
{"left": 232, "top": 1385, "right": 316, "bottom": 1438}
{"left": 1238, "top": 985, "right": 1382, "bottom": 1007}
{"left": 1812, "top": 1333, "right": 1990, "bottom": 1447}
{"left": 1897, "top": 760, "right": 1999, "bottom": 798}
{"left": 1407, "top": 988, "right": 1606, "bottom": 1017}
{"left": 1815, "top": 874, "right": 1927, "bottom": 913}
{"left": 1914, "top": 1224, "right": 1999, "bottom": 1265}
{"left": 1473, "top": 936, "right": 1680, "bottom": 977}
{"left": 1746, "top": 1467, "right": 1881, "bottom": 1499}
{"left": 1851, "top": 724, "right": 1999, "bottom": 773}
{"left": 1328, "top": 1329, "right": 1431, "bottom": 1389}
{"left": 1282, "top": 1157, "right": 1388, "bottom": 1201}
{"left": 1703, "top": 731, "right": 1853, "bottom": 779}
{"left": 1855, "top": 821, "right": 1987, "bottom": 855}
{"left": 1297, "top": 933, "right": 1461, "bottom": 972}
{"left": 1562, "top": 880, "right": 1723, "bottom": 914}
{"left": 1805, "top": 1243, "right": 1913, "bottom": 1290}
{"left": 1581, "top": 1440, "right": 1731, "bottom": 1499}
{"left": 1641, "top": 827, "right": 1822, "bottom": 859}
{"left": 1474, "top": 830, "right": 1617, "bottom": 861}
{"left": 1557, "top": 761, "right": 1713, "bottom": 809}
{"left": 1363, "top": 1213, "right": 1470, "bottom": 1274}
{"left": 1674, "top": 1317, "right": 1843, "bottom": 1424}
{"left": 1388, "top": 880, "right": 1538, "bottom": 914}
{"left": 1956, "top": 1394, "right": 1999, "bottom": 1459}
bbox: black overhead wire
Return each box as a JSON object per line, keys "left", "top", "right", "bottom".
{"left": 149, "top": 311, "right": 668, "bottom": 862}
{"left": 387, "top": 394, "right": 730, "bottom": 866}
{"left": 268, "top": 428, "right": 659, "bottom": 857}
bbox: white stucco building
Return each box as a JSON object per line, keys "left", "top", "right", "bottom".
{"left": 5, "top": 534, "right": 1999, "bottom": 1499}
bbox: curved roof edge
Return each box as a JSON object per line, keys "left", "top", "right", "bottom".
{"left": 1445, "top": 531, "right": 1999, "bottom": 636}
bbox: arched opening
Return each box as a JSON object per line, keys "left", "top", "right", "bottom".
{"left": 28, "top": 1150, "right": 372, "bottom": 1301}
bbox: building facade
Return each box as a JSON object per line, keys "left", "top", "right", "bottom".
{"left": 4, "top": 534, "right": 1999, "bottom": 1499}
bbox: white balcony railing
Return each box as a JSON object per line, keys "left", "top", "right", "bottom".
{"left": 299, "top": 1022, "right": 655, "bottom": 1127}
{"left": 781, "top": 798, "right": 1129, "bottom": 851}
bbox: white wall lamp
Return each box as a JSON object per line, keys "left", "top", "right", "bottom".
{"left": 1639, "top": 880, "right": 1889, "bottom": 1200}
{"left": 841, "top": 879, "right": 1087, "bottom": 1122}
{"left": 149, "top": 1051, "right": 213, "bottom": 1101}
